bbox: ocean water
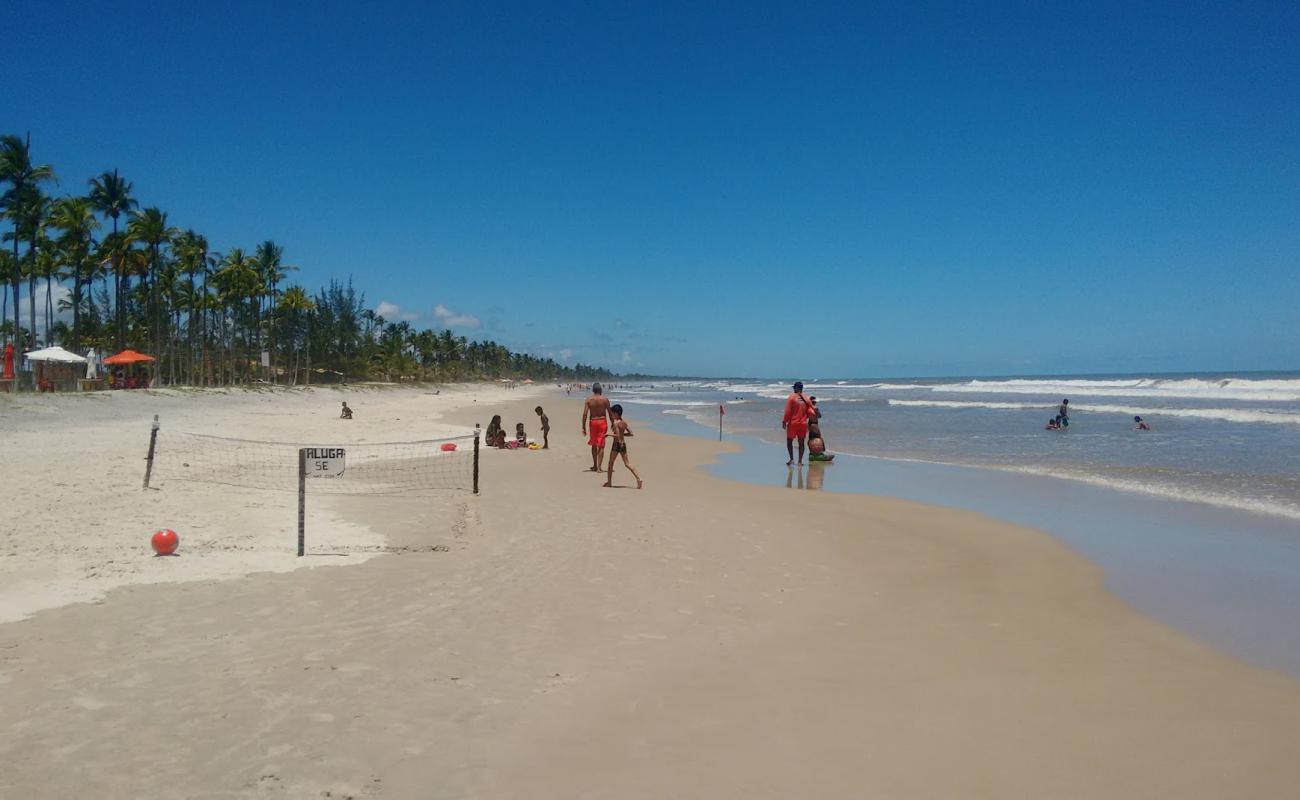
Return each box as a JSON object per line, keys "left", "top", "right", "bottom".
{"left": 611, "top": 372, "right": 1300, "bottom": 675}
{"left": 615, "top": 373, "right": 1300, "bottom": 523}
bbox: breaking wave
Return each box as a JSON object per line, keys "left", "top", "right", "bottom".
{"left": 926, "top": 377, "right": 1300, "bottom": 402}
{"left": 887, "top": 399, "right": 1300, "bottom": 426}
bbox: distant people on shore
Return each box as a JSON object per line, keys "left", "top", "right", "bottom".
{"left": 340, "top": 401, "right": 353, "bottom": 420}
{"left": 1134, "top": 415, "right": 1151, "bottom": 431}
{"left": 582, "top": 382, "right": 612, "bottom": 471}
{"left": 1058, "top": 399, "right": 1070, "bottom": 427}
{"left": 782, "top": 381, "right": 812, "bottom": 465}
{"left": 603, "top": 404, "right": 643, "bottom": 489}
{"left": 535, "top": 406, "right": 550, "bottom": 448}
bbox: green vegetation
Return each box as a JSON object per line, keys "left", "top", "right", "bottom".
{"left": 0, "top": 134, "right": 611, "bottom": 384}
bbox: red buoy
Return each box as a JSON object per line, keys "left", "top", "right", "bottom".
{"left": 151, "top": 529, "right": 179, "bottom": 556}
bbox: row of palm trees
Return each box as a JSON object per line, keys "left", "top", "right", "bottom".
{"left": 0, "top": 134, "right": 612, "bottom": 386}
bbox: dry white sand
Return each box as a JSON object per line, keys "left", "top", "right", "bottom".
{"left": 0, "top": 383, "right": 522, "bottom": 622}
{"left": 2, "top": 387, "right": 1300, "bottom": 799}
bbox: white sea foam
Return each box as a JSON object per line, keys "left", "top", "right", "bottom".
{"left": 926, "top": 377, "right": 1300, "bottom": 402}
{"left": 806, "top": 382, "right": 932, "bottom": 390}
{"left": 887, "top": 399, "right": 1300, "bottom": 426}
{"left": 620, "top": 398, "right": 719, "bottom": 407}
{"left": 789, "top": 445, "right": 1300, "bottom": 522}
{"left": 1000, "top": 467, "right": 1300, "bottom": 522}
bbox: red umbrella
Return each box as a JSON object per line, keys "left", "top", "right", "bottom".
{"left": 104, "top": 349, "right": 156, "bottom": 365}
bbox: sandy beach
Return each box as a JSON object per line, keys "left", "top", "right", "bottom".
{"left": 3, "top": 385, "right": 1300, "bottom": 798}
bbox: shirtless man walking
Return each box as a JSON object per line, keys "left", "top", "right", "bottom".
{"left": 581, "top": 382, "right": 612, "bottom": 472}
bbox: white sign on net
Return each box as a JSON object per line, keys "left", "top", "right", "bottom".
{"left": 304, "top": 447, "right": 346, "bottom": 478}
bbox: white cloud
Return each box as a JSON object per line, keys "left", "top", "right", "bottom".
{"left": 559, "top": 348, "right": 574, "bottom": 360}
{"left": 10, "top": 284, "right": 73, "bottom": 345}
{"left": 374, "top": 300, "right": 419, "bottom": 322}
{"left": 433, "top": 304, "right": 480, "bottom": 328}
{"left": 622, "top": 350, "right": 632, "bottom": 364}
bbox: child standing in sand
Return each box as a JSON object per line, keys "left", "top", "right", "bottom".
{"left": 535, "top": 406, "right": 550, "bottom": 449}
{"left": 603, "top": 404, "right": 643, "bottom": 489}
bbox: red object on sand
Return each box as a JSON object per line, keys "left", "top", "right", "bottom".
{"left": 151, "top": 529, "right": 179, "bottom": 556}
{"left": 2, "top": 342, "right": 13, "bottom": 379}
{"left": 440, "top": 442, "right": 458, "bottom": 452}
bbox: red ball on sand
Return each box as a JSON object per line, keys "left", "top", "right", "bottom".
{"left": 151, "top": 529, "right": 179, "bottom": 556}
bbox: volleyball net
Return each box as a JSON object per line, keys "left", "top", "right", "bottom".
{"left": 141, "top": 416, "right": 480, "bottom": 554}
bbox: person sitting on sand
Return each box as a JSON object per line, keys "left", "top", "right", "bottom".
{"left": 340, "top": 401, "right": 353, "bottom": 420}
{"left": 535, "top": 406, "right": 550, "bottom": 449}
{"left": 485, "top": 415, "right": 507, "bottom": 448}
{"left": 515, "top": 422, "right": 527, "bottom": 446}
{"left": 1133, "top": 415, "right": 1151, "bottom": 431}
{"left": 603, "top": 404, "right": 643, "bottom": 489}
{"left": 782, "top": 381, "right": 812, "bottom": 465}
{"left": 582, "top": 382, "right": 612, "bottom": 472}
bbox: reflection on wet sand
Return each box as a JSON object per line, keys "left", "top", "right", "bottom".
{"left": 785, "top": 463, "right": 828, "bottom": 490}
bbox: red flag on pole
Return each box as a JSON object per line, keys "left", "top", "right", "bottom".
{"left": 719, "top": 403, "right": 725, "bottom": 416}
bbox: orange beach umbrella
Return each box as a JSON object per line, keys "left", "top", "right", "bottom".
{"left": 104, "top": 349, "right": 156, "bottom": 365}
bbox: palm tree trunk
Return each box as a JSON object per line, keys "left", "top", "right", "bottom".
{"left": 44, "top": 273, "right": 53, "bottom": 345}
{"left": 111, "top": 216, "right": 124, "bottom": 350}
{"left": 72, "top": 272, "right": 82, "bottom": 352}
{"left": 10, "top": 232, "right": 19, "bottom": 346}
{"left": 28, "top": 268, "right": 37, "bottom": 348}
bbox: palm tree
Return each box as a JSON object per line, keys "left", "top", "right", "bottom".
{"left": 4, "top": 190, "right": 52, "bottom": 348}
{"left": 0, "top": 134, "right": 55, "bottom": 348}
{"left": 87, "top": 169, "right": 136, "bottom": 348}
{"left": 172, "top": 230, "right": 208, "bottom": 381}
{"left": 215, "top": 248, "right": 261, "bottom": 382}
{"left": 0, "top": 249, "right": 11, "bottom": 330}
{"left": 49, "top": 197, "right": 100, "bottom": 350}
{"left": 276, "top": 284, "right": 314, "bottom": 384}
{"left": 34, "top": 239, "right": 60, "bottom": 345}
{"left": 254, "top": 240, "right": 294, "bottom": 383}
{"left": 126, "top": 207, "right": 177, "bottom": 366}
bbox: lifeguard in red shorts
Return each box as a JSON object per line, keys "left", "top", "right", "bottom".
{"left": 582, "top": 382, "right": 612, "bottom": 472}
{"left": 782, "top": 380, "right": 812, "bottom": 466}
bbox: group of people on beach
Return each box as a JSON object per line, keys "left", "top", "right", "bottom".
{"left": 484, "top": 407, "right": 552, "bottom": 450}
{"left": 581, "top": 382, "right": 642, "bottom": 489}
{"left": 781, "top": 381, "right": 830, "bottom": 465}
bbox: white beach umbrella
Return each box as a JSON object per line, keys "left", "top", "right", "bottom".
{"left": 24, "top": 346, "right": 88, "bottom": 364}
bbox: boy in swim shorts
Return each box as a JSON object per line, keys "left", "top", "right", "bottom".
{"left": 603, "top": 404, "right": 643, "bottom": 489}
{"left": 535, "top": 406, "right": 550, "bottom": 448}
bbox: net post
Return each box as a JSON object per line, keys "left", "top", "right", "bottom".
{"left": 297, "top": 448, "right": 307, "bottom": 557}
{"left": 473, "top": 424, "right": 481, "bottom": 495}
{"left": 142, "top": 415, "right": 160, "bottom": 489}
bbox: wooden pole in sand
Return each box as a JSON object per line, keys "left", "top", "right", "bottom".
{"left": 473, "top": 424, "right": 481, "bottom": 495}
{"left": 297, "top": 448, "right": 307, "bottom": 557}
{"left": 719, "top": 404, "right": 724, "bottom": 441}
{"left": 142, "top": 415, "right": 160, "bottom": 489}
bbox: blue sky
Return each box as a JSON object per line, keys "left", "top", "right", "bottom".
{"left": 6, "top": 1, "right": 1299, "bottom": 377}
